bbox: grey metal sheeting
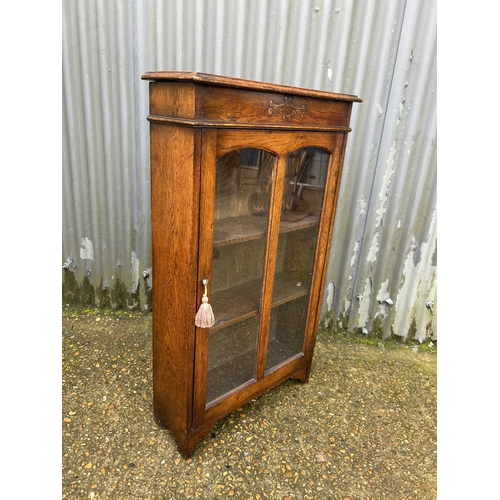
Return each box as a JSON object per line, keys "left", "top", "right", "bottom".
{"left": 62, "top": 0, "right": 436, "bottom": 339}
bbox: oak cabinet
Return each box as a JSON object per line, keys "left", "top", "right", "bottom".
{"left": 142, "top": 71, "right": 361, "bottom": 458}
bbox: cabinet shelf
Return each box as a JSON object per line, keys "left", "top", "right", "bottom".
{"left": 210, "top": 273, "right": 308, "bottom": 333}
{"left": 213, "top": 212, "right": 319, "bottom": 248}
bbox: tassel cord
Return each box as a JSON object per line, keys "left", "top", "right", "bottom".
{"left": 195, "top": 279, "right": 215, "bottom": 328}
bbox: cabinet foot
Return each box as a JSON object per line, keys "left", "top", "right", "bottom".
{"left": 291, "top": 366, "right": 310, "bottom": 383}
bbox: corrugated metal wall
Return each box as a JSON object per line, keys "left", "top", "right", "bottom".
{"left": 62, "top": 0, "right": 437, "bottom": 340}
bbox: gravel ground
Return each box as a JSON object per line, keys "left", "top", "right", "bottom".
{"left": 62, "top": 307, "right": 437, "bottom": 499}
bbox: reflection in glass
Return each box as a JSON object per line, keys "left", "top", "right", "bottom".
{"left": 266, "top": 148, "right": 330, "bottom": 372}
{"left": 206, "top": 149, "right": 275, "bottom": 405}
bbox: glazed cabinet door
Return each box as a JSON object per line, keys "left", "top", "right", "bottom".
{"left": 193, "top": 129, "right": 346, "bottom": 429}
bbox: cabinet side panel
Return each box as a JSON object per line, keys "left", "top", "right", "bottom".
{"left": 150, "top": 123, "right": 199, "bottom": 445}
{"left": 150, "top": 82, "right": 196, "bottom": 119}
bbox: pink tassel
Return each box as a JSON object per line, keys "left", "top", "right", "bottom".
{"left": 195, "top": 279, "right": 215, "bottom": 328}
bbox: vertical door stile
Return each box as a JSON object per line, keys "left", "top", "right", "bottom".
{"left": 255, "top": 154, "right": 287, "bottom": 381}
{"left": 193, "top": 128, "right": 218, "bottom": 429}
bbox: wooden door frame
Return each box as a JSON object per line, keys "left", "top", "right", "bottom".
{"left": 192, "top": 128, "right": 347, "bottom": 431}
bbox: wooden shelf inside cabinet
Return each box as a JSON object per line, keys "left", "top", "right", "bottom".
{"left": 213, "top": 212, "right": 319, "bottom": 247}
{"left": 210, "top": 273, "right": 309, "bottom": 333}
{"left": 143, "top": 71, "right": 361, "bottom": 459}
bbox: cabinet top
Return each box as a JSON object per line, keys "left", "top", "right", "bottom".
{"left": 141, "top": 71, "right": 362, "bottom": 103}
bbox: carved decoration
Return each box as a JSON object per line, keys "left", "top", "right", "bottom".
{"left": 268, "top": 97, "right": 306, "bottom": 122}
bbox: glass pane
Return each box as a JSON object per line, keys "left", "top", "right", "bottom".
{"left": 206, "top": 316, "right": 260, "bottom": 403}
{"left": 266, "top": 148, "right": 329, "bottom": 373}
{"left": 206, "top": 148, "right": 275, "bottom": 405}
